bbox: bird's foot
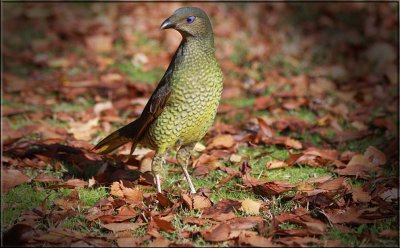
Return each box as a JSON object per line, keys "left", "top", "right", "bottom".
{"left": 155, "top": 174, "right": 162, "bottom": 193}
{"left": 182, "top": 166, "right": 196, "bottom": 194}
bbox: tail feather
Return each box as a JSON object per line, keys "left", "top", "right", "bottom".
{"left": 93, "top": 120, "right": 140, "bottom": 155}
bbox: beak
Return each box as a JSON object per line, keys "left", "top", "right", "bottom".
{"left": 160, "top": 18, "right": 176, "bottom": 30}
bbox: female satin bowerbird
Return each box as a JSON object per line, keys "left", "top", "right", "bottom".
{"left": 93, "top": 7, "right": 223, "bottom": 194}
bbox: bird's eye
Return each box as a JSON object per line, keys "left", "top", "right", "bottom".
{"left": 186, "top": 16, "right": 196, "bottom": 23}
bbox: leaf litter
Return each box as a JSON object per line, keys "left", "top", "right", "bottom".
{"left": 2, "top": 2, "right": 398, "bottom": 247}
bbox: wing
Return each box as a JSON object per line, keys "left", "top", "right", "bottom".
{"left": 93, "top": 70, "right": 172, "bottom": 155}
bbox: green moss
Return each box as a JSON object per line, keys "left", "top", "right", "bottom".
{"left": 77, "top": 187, "right": 108, "bottom": 207}
{"left": 2, "top": 184, "right": 58, "bottom": 228}
{"left": 225, "top": 97, "right": 255, "bottom": 108}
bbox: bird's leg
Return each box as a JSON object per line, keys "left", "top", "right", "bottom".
{"left": 177, "top": 143, "right": 196, "bottom": 194}
{"left": 152, "top": 152, "right": 165, "bottom": 193}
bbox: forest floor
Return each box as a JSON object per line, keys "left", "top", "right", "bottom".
{"left": 2, "top": 2, "right": 399, "bottom": 247}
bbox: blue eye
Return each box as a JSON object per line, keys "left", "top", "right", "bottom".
{"left": 186, "top": 16, "right": 196, "bottom": 23}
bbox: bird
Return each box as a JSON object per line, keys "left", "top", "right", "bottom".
{"left": 93, "top": 7, "right": 223, "bottom": 194}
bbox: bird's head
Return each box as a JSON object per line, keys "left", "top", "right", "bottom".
{"left": 160, "top": 7, "right": 213, "bottom": 39}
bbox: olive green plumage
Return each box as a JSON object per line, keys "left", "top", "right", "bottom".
{"left": 93, "top": 7, "right": 223, "bottom": 193}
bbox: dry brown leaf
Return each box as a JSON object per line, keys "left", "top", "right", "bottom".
{"left": 2, "top": 168, "right": 31, "bottom": 193}
{"left": 148, "top": 236, "right": 171, "bottom": 247}
{"left": 364, "top": 146, "right": 387, "bottom": 166}
{"left": 3, "top": 223, "right": 38, "bottom": 246}
{"left": 193, "top": 165, "right": 212, "bottom": 177}
{"left": 380, "top": 188, "right": 398, "bottom": 202}
{"left": 266, "top": 160, "right": 289, "bottom": 170}
{"left": 101, "top": 223, "right": 145, "bottom": 233}
{"left": 306, "top": 175, "right": 332, "bottom": 184}
{"left": 68, "top": 117, "right": 99, "bottom": 141}
{"left": 193, "top": 195, "right": 212, "bottom": 210}
{"left": 120, "top": 183, "right": 143, "bottom": 204}
{"left": 253, "top": 181, "right": 295, "bottom": 197}
{"left": 228, "top": 216, "right": 264, "bottom": 230}
{"left": 317, "top": 177, "right": 347, "bottom": 191}
{"left": 240, "top": 199, "right": 262, "bottom": 215}
{"left": 379, "top": 230, "right": 399, "bottom": 239}
{"left": 297, "top": 182, "right": 315, "bottom": 192}
{"left": 207, "top": 134, "right": 236, "bottom": 149}
{"left": 65, "top": 179, "right": 88, "bottom": 189}
{"left": 93, "top": 101, "right": 113, "bottom": 116}
{"left": 347, "top": 154, "right": 374, "bottom": 168}
{"left": 335, "top": 164, "right": 375, "bottom": 179}
{"left": 97, "top": 206, "right": 137, "bottom": 224}
{"left": 117, "top": 236, "right": 151, "bottom": 247}
{"left": 325, "top": 207, "right": 374, "bottom": 224}
{"left": 203, "top": 199, "right": 241, "bottom": 221}
{"left": 33, "top": 174, "right": 61, "bottom": 183}
{"left": 229, "top": 154, "right": 242, "bottom": 163}
{"left": 351, "top": 187, "right": 372, "bottom": 203}
{"left": 156, "top": 193, "right": 173, "bottom": 208}
{"left": 201, "top": 223, "right": 239, "bottom": 242}
{"left": 238, "top": 231, "right": 275, "bottom": 247}
{"left": 110, "top": 181, "right": 124, "bottom": 198}
{"left": 153, "top": 216, "right": 175, "bottom": 233}
{"left": 85, "top": 34, "right": 113, "bottom": 52}
{"left": 183, "top": 217, "right": 209, "bottom": 226}
{"left": 257, "top": 116, "right": 274, "bottom": 138}
{"left": 54, "top": 190, "right": 80, "bottom": 210}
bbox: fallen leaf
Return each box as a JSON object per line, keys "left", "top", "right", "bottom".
{"left": 148, "top": 236, "right": 171, "bottom": 247}
{"left": 120, "top": 183, "right": 143, "bottom": 204}
{"left": 111, "top": 181, "right": 124, "bottom": 198}
{"left": 364, "top": 146, "right": 386, "bottom": 166}
{"left": 266, "top": 160, "right": 289, "bottom": 169}
{"left": 193, "top": 195, "right": 212, "bottom": 210}
{"left": 379, "top": 230, "right": 399, "bottom": 239}
{"left": 101, "top": 223, "right": 145, "bottom": 233}
{"left": 156, "top": 193, "right": 173, "bottom": 208}
{"left": 85, "top": 34, "right": 113, "bottom": 52}
{"left": 3, "top": 224, "right": 37, "bottom": 246}
{"left": 347, "top": 154, "right": 374, "bottom": 168}
{"left": 68, "top": 117, "right": 99, "bottom": 141}
{"left": 33, "top": 174, "right": 61, "bottom": 183}
{"left": 193, "top": 165, "right": 212, "bottom": 177}
{"left": 93, "top": 101, "right": 113, "bottom": 116}
{"left": 238, "top": 231, "right": 275, "bottom": 247}
{"left": 352, "top": 187, "right": 372, "bottom": 203}
{"left": 2, "top": 168, "right": 31, "bottom": 193}
{"left": 229, "top": 154, "right": 242, "bottom": 163}
{"left": 203, "top": 199, "right": 241, "bottom": 221}
{"left": 117, "top": 235, "right": 151, "bottom": 247}
{"left": 325, "top": 207, "right": 374, "bottom": 224}
{"left": 183, "top": 217, "right": 209, "bottom": 226}
{"left": 253, "top": 181, "right": 295, "bottom": 197}
{"left": 207, "top": 134, "right": 236, "bottom": 149}
{"left": 201, "top": 223, "right": 239, "bottom": 242}
{"left": 54, "top": 190, "right": 80, "bottom": 210}
{"left": 380, "top": 188, "right": 398, "bottom": 202}
{"left": 228, "top": 216, "right": 264, "bottom": 230}
{"left": 306, "top": 175, "right": 332, "bottom": 184}
{"left": 153, "top": 216, "right": 175, "bottom": 233}
{"left": 65, "top": 179, "right": 88, "bottom": 189}
{"left": 240, "top": 199, "right": 262, "bottom": 215}
{"left": 317, "top": 177, "right": 347, "bottom": 191}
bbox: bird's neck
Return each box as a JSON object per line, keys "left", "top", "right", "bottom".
{"left": 180, "top": 35, "right": 215, "bottom": 55}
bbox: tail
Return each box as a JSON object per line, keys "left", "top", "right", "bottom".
{"left": 93, "top": 120, "right": 141, "bottom": 155}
